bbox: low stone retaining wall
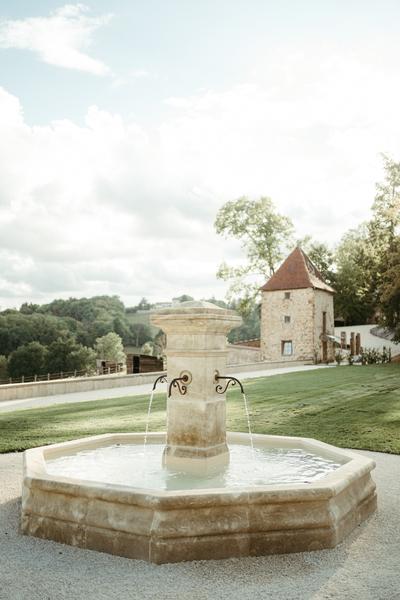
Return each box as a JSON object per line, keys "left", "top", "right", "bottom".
{"left": 227, "top": 344, "right": 262, "bottom": 365}
{"left": 0, "top": 371, "right": 165, "bottom": 403}
{"left": 0, "top": 359, "right": 314, "bottom": 404}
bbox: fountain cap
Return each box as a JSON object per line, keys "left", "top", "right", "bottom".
{"left": 151, "top": 299, "right": 234, "bottom": 316}
{"left": 150, "top": 300, "right": 242, "bottom": 331}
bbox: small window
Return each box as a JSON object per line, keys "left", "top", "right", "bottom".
{"left": 284, "top": 292, "right": 291, "bottom": 299}
{"left": 282, "top": 341, "right": 293, "bottom": 356}
{"left": 284, "top": 315, "right": 291, "bottom": 323}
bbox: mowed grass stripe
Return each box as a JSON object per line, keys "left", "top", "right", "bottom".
{"left": 0, "top": 364, "right": 399, "bottom": 454}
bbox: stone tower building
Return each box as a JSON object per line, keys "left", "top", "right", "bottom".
{"left": 260, "top": 247, "right": 335, "bottom": 363}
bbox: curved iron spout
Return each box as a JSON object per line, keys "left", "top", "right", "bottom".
{"left": 152, "top": 374, "right": 167, "bottom": 391}
{"left": 168, "top": 374, "right": 190, "bottom": 397}
{"left": 215, "top": 375, "right": 244, "bottom": 395}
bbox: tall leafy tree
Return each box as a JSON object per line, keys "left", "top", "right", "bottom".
{"left": 95, "top": 332, "right": 126, "bottom": 364}
{"left": 333, "top": 226, "right": 377, "bottom": 324}
{"left": 8, "top": 342, "right": 48, "bottom": 378}
{"left": 371, "top": 155, "right": 400, "bottom": 246}
{"left": 46, "top": 337, "right": 95, "bottom": 374}
{"left": 297, "top": 237, "right": 336, "bottom": 286}
{"left": 215, "top": 196, "right": 294, "bottom": 313}
{"left": 0, "top": 355, "right": 9, "bottom": 380}
{"left": 379, "top": 236, "right": 400, "bottom": 340}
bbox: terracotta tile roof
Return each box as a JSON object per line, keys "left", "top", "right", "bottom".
{"left": 260, "top": 247, "right": 335, "bottom": 293}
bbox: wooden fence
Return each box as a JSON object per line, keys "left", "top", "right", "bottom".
{"left": 0, "top": 364, "right": 124, "bottom": 386}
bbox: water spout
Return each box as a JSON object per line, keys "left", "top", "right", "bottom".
{"left": 214, "top": 373, "right": 244, "bottom": 395}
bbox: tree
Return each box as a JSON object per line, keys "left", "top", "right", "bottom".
{"left": 153, "top": 330, "right": 166, "bottom": 357}
{"left": 333, "top": 156, "right": 400, "bottom": 325}
{"left": 67, "top": 346, "right": 97, "bottom": 373}
{"left": 215, "top": 197, "right": 294, "bottom": 311}
{"left": 46, "top": 337, "right": 96, "bottom": 374}
{"left": 227, "top": 302, "right": 261, "bottom": 343}
{"left": 297, "top": 237, "right": 336, "bottom": 286}
{"left": 129, "top": 323, "right": 153, "bottom": 347}
{"left": 19, "top": 302, "right": 40, "bottom": 314}
{"left": 140, "top": 341, "right": 154, "bottom": 356}
{"left": 137, "top": 297, "right": 151, "bottom": 311}
{"left": 8, "top": 342, "right": 48, "bottom": 378}
{"left": 334, "top": 226, "right": 377, "bottom": 324}
{"left": 94, "top": 332, "right": 126, "bottom": 364}
{"left": 379, "top": 236, "right": 400, "bottom": 340}
{"left": 372, "top": 155, "right": 400, "bottom": 246}
{"left": 173, "top": 294, "right": 194, "bottom": 303}
{"left": 0, "top": 355, "right": 8, "bottom": 380}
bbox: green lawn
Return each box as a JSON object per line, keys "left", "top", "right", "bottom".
{"left": 0, "top": 364, "right": 399, "bottom": 454}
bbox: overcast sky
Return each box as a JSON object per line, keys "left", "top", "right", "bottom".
{"left": 1, "top": 1, "right": 400, "bottom": 309}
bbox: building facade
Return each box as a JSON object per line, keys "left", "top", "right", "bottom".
{"left": 260, "top": 247, "right": 335, "bottom": 363}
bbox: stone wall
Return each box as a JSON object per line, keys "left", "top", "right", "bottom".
{"left": 261, "top": 288, "right": 315, "bottom": 362}
{"left": 227, "top": 344, "right": 262, "bottom": 365}
{"left": 313, "top": 289, "right": 335, "bottom": 362}
{"left": 0, "top": 371, "right": 164, "bottom": 403}
{"left": 261, "top": 287, "right": 335, "bottom": 362}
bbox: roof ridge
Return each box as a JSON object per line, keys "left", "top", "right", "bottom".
{"left": 260, "top": 247, "right": 335, "bottom": 293}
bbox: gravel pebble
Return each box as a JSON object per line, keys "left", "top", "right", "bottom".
{"left": 0, "top": 450, "right": 399, "bottom": 600}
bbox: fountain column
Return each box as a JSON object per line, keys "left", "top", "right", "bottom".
{"left": 151, "top": 301, "right": 242, "bottom": 474}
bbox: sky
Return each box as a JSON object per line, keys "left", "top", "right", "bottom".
{"left": 1, "top": 1, "right": 400, "bottom": 309}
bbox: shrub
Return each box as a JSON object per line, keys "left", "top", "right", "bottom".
{"left": 335, "top": 351, "right": 344, "bottom": 365}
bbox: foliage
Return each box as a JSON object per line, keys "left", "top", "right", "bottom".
{"left": 1, "top": 364, "right": 399, "bottom": 454}
{"left": 360, "top": 347, "right": 392, "bottom": 365}
{"left": 0, "top": 355, "right": 8, "bottom": 380}
{"left": 129, "top": 323, "right": 154, "bottom": 347}
{"left": 46, "top": 337, "right": 96, "bottom": 374}
{"left": 126, "top": 298, "right": 153, "bottom": 313}
{"left": 372, "top": 154, "right": 400, "bottom": 245}
{"left": 228, "top": 302, "right": 261, "bottom": 342}
{"left": 379, "top": 236, "right": 400, "bottom": 340}
{"left": 0, "top": 295, "right": 161, "bottom": 377}
{"left": 140, "top": 341, "right": 154, "bottom": 355}
{"left": 8, "top": 342, "right": 48, "bottom": 378}
{"left": 333, "top": 226, "right": 378, "bottom": 324}
{"left": 173, "top": 294, "right": 194, "bottom": 303}
{"left": 297, "top": 237, "right": 336, "bottom": 286}
{"left": 153, "top": 330, "right": 166, "bottom": 357}
{"left": 334, "top": 351, "right": 343, "bottom": 365}
{"left": 0, "top": 312, "right": 77, "bottom": 356}
{"left": 215, "top": 196, "right": 294, "bottom": 304}
{"left": 94, "top": 332, "right": 126, "bottom": 364}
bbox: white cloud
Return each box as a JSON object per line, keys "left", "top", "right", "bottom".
{"left": 111, "top": 69, "right": 157, "bottom": 89}
{"left": 0, "top": 4, "right": 111, "bottom": 75}
{"left": 2, "top": 39, "right": 400, "bottom": 307}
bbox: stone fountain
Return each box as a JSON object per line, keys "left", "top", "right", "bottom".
{"left": 21, "top": 301, "right": 377, "bottom": 563}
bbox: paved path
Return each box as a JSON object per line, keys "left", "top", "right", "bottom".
{"left": 0, "top": 365, "right": 331, "bottom": 414}
{"left": 0, "top": 449, "right": 397, "bottom": 600}
{"left": 334, "top": 324, "right": 399, "bottom": 355}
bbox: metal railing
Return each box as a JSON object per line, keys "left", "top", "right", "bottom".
{"left": 0, "top": 364, "right": 124, "bottom": 386}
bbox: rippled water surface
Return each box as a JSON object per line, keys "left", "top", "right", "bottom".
{"left": 46, "top": 443, "right": 343, "bottom": 491}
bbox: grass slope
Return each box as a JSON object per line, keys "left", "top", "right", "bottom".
{"left": 0, "top": 364, "right": 399, "bottom": 454}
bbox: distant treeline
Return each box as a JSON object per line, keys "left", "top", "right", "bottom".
{"left": 0, "top": 294, "right": 260, "bottom": 381}
{"left": 0, "top": 296, "right": 154, "bottom": 380}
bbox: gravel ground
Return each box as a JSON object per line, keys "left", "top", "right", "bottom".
{"left": 0, "top": 450, "right": 399, "bottom": 600}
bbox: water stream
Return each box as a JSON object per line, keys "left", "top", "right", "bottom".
{"left": 241, "top": 392, "right": 255, "bottom": 458}
{"left": 143, "top": 389, "right": 155, "bottom": 455}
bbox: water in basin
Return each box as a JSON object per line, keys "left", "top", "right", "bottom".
{"left": 46, "top": 443, "right": 343, "bottom": 491}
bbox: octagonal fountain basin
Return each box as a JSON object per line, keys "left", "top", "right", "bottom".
{"left": 21, "top": 432, "right": 377, "bottom": 564}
